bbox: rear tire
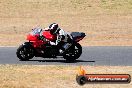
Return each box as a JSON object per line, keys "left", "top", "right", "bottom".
{"left": 16, "top": 45, "right": 34, "bottom": 61}
{"left": 63, "top": 43, "right": 82, "bottom": 62}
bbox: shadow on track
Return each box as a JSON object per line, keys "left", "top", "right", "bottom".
{"left": 24, "top": 59, "right": 95, "bottom": 63}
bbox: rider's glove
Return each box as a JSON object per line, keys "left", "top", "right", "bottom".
{"left": 39, "top": 36, "right": 50, "bottom": 43}
{"left": 39, "top": 36, "right": 44, "bottom": 40}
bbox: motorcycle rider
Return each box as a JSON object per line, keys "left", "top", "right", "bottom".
{"left": 40, "top": 23, "right": 72, "bottom": 54}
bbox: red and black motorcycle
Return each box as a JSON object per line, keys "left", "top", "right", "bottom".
{"left": 16, "top": 28, "right": 86, "bottom": 62}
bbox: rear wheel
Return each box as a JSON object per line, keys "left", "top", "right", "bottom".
{"left": 63, "top": 43, "right": 82, "bottom": 62}
{"left": 16, "top": 45, "right": 34, "bottom": 61}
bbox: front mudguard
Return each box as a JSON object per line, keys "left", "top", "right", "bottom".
{"left": 22, "top": 42, "right": 36, "bottom": 50}
{"left": 22, "top": 42, "right": 33, "bottom": 47}
{"left": 22, "top": 42, "right": 38, "bottom": 53}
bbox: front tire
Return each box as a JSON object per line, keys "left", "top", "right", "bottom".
{"left": 63, "top": 43, "right": 82, "bottom": 62}
{"left": 16, "top": 45, "right": 34, "bottom": 61}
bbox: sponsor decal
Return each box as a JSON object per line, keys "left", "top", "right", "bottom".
{"left": 76, "top": 66, "right": 131, "bottom": 85}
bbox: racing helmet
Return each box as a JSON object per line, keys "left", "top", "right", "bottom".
{"left": 49, "top": 23, "right": 59, "bottom": 34}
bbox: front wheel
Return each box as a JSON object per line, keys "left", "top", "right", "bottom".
{"left": 16, "top": 45, "right": 34, "bottom": 61}
{"left": 63, "top": 43, "right": 82, "bottom": 62}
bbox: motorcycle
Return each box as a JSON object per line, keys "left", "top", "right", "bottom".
{"left": 16, "top": 28, "right": 86, "bottom": 62}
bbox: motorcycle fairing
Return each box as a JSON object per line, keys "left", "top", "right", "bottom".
{"left": 71, "top": 32, "right": 86, "bottom": 42}
{"left": 42, "top": 31, "right": 57, "bottom": 42}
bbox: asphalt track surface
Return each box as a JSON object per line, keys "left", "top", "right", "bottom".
{"left": 0, "top": 46, "right": 132, "bottom": 66}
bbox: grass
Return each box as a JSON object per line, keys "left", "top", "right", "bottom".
{"left": 0, "top": 0, "right": 132, "bottom": 46}
{"left": 0, "top": 65, "right": 131, "bottom": 88}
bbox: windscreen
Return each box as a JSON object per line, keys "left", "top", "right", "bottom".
{"left": 30, "top": 28, "right": 42, "bottom": 35}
